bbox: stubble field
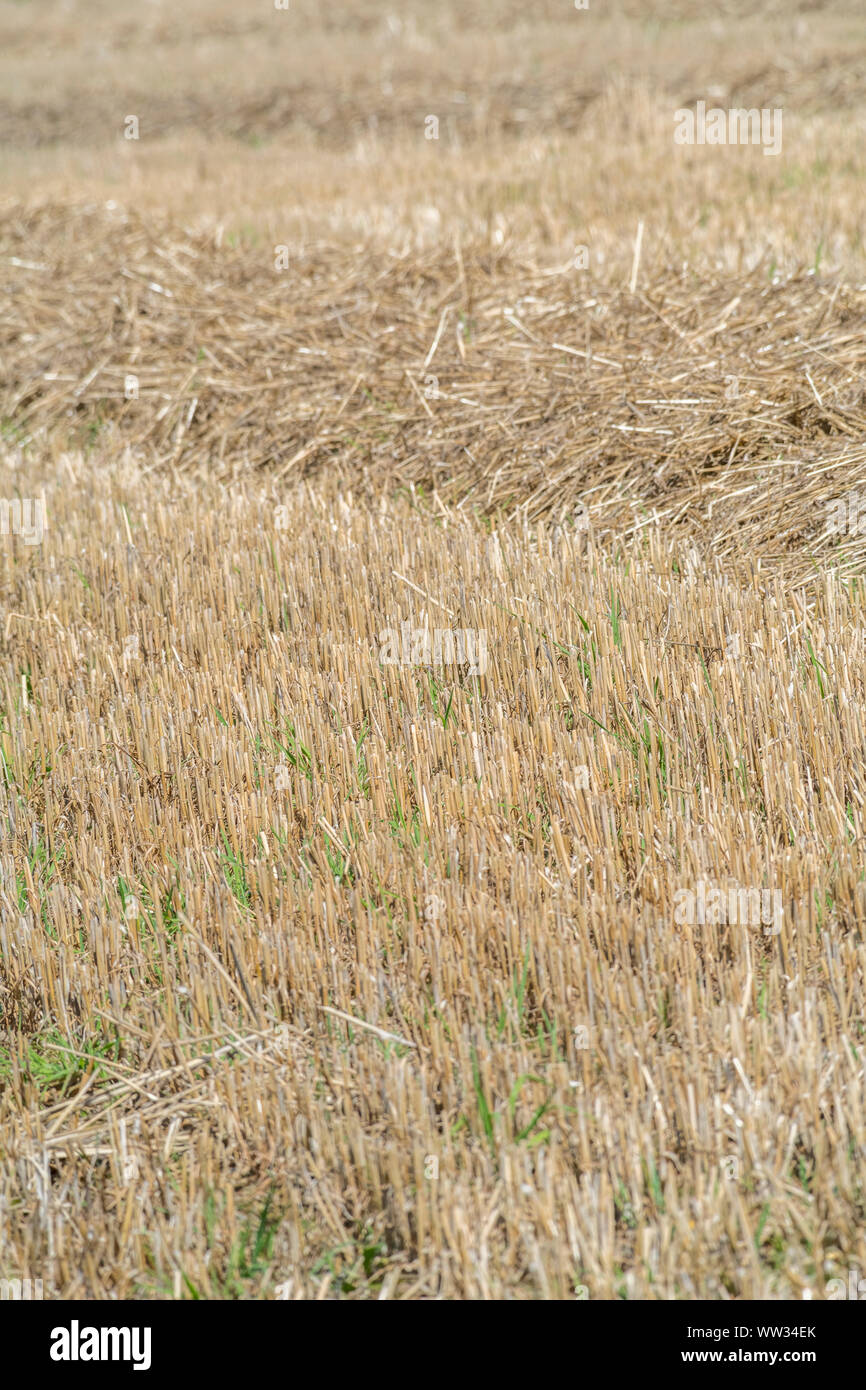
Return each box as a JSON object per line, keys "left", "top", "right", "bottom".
{"left": 1, "top": 0, "right": 865, "bottom": 1300}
